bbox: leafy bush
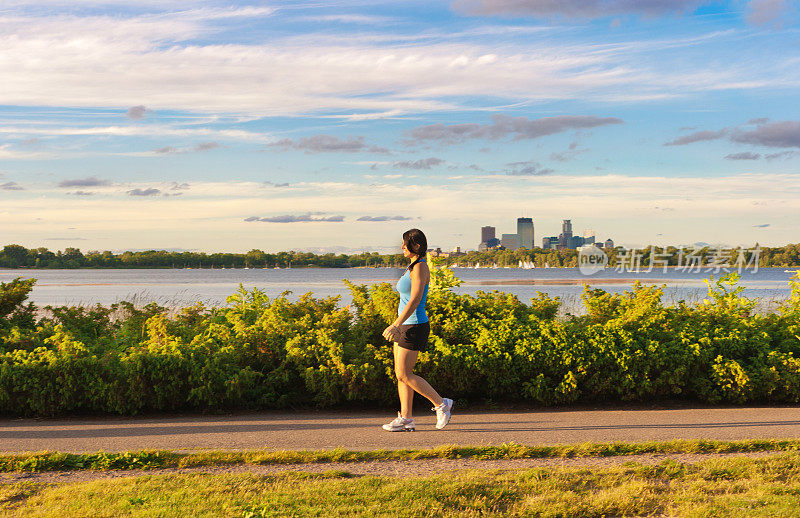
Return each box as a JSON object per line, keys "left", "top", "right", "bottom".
{"left": 1, "top": 272, "right": 799, "bottom": 417}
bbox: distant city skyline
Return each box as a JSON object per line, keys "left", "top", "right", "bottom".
{"left": 479, "top": 217, "right": 610, "bottom": 251}
{"left": 1, "top": 1, "right": 798, "bottom": 252}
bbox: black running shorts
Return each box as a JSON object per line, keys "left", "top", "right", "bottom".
{"left": 395, "top": 322, "right": 430, "bottom": 352}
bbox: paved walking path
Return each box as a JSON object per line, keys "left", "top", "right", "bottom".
{"left": 2, "top": 406, "right": 800, "bottom": 453}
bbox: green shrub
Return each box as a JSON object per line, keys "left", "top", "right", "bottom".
{"left": 1, "top": 271, "right": 799, "bottom": 416}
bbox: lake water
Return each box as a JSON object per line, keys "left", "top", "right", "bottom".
{"left": 1, "top": 266, "right": 797, "bottom": 314}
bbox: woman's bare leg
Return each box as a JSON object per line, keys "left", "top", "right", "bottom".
{"left": 393, "top": 344, "right": 444, "bottom": 417}
{"left": 393, "top": 344, "right": 416, "bottom": 418}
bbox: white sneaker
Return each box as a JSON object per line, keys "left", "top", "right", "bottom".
{"left": 433, "top": 398, "right": 454, "bottom": 429}
{"left": 382, "top": 412, "right": 415, "bottom": 432}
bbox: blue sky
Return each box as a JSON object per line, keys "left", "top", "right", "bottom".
{"left": 0, "top": 0, "right": 798, "bottom": 253}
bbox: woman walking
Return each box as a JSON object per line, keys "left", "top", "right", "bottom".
{"left": 381, "top": 228, "right": 453, "bottom": 431}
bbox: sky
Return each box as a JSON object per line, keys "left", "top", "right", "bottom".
{"left": 0, "top": 0, "right": 798, "bottom": 254}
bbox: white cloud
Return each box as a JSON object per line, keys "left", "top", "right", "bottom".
{"left": 0, "top": 125, "right": 271, "bottom": 141}
{"left": 0, "top": 144, "right": 54, "bottom": 159}
{"left": 0, "top": 171, "right": 796, "bottom": 251}
{"left": 9, "top": 171, "right": 800, "bottom": 227}
{"left": 173, "top": 6, "right": 278, "bottom": 20}
{"left": 297, "top": 14, "right": 398, "bottom": 24}
{"left": 0, "top": 10, "right": 795, "bottom": 118}
{"left": 451, "top": 0, "right": 711, "bottom": 19}
{"left": 1, "top": 0, "right": 203, "bottom": 5}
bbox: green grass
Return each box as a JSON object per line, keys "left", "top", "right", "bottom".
{"left": 5, "top": 454, "right": 800, "bottom": 516}
{"left": 3, "top": 438, "right": 800, "bottom": 473}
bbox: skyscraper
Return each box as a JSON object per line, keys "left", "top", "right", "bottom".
{"left": 481, "top": 226, "right": 496, "bottom": 244}
{"left": 517, "top": 217, "right": 534, "bottom": 249}
{"left": 542, "top": 236, "right": 558, "bottom": 249}
{"left": 558, "top": 219, "right": 573, "bottom": 249}
{"left": 501, "top": 234, "right": 519, "bottom": 250}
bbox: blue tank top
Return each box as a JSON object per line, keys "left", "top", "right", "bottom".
{"left": 396, "top": 256, "right": 429, "bottom": 325}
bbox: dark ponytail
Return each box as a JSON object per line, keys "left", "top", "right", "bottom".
{"left": 402, "top": 228, "right": 427, "bottom": 258}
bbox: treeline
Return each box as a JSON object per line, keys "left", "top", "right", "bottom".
{"left": 0, "top": 244, "right": 403, "bottom": 269}
{"left": 1, "top": 271, "right": 800, "bottom": 416}
{"left": 440, "top": 243, "right": 800, "bottom": 269}
{"left": 1, "top": 242, "right": 799, "bottom": 269}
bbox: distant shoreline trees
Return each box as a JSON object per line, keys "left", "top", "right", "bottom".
{"left": 0, "top": 242, "right": 797, "bottom": 269}
{"left": 0, "top": 244, "right": 404, "bottom": 269}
